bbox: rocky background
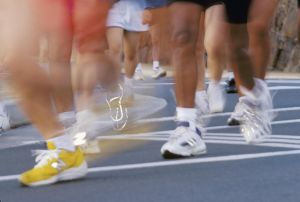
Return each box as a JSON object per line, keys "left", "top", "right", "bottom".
{"left": 271, "top": 0, "right": 300, "bottom": 72}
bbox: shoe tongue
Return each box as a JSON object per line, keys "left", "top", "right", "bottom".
{"left": 47, "top": 142, "right": 57, "bottom": 150}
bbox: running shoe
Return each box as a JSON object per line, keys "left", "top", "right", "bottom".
{"left": 225, "top": 78, "right": 238, "bottom": 94}
{"left": 207, "top": 82, "right": 225, "bottom": 113}
{"left": 227, "top": 96, "right": 248, "bottom": 126}
{"left": 0, "top": 108, "right": 10, "bottom": 131}
{"left": 134, "top": 67, "right": 145, "bottom": 81}
{"left": 152, "top": 67, "right": 167, "bottom": 79}
{"left": 161, "top": 121, "right": 207, "bottom": 159}
{"left": 19, "top": 142, "right": 87, "bottom": 187}
{"left": 239, "top": 79, "right": 273, "bottom": 144}
{"left": 195, "top": 92, "right": 210, "bottom": 127}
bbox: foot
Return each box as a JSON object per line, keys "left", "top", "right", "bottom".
{"left": 239, "top": 80, "right": 273, "bottom": 144}
{"left": 161, "top": 121, "right": 207, "bottom": 159}
{"left": 227, "top": 97, "right": 248, "bottom": 126}
{"left": 134, "top": 68, "right": 145, "bottom": 80}
{"left": 152, "top": 68, "right": 166, "bottom": 80}
{"left": 19, "top": 142, "right": 87, "bottom": 187}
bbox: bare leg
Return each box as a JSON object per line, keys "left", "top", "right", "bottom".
{"left": 48, "top": 27, "right": 73, "bottom": 113}
{"left": 196, "top": 12, "right": 206, "bottom": 91}
{"left": 204, "top": 5, "right": 227, "bottom": 83}
{"left": 227, "top": 24, "right": 254, "bottom": 90}
{"left": 248, "top": 0, "right": 278, "bottom": 79}
{"left": 123, "top": 31, "right": 141, "bottom": 79}
{"left": 4, "top": 0, "right": 64, "bottom": 139}
{"left": 170, "top": 3, "right": 203, "bottom": 108}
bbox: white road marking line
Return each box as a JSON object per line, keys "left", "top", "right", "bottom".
{"left": 97, "top": 135, "right": 300, "bottom": 149}
{"left": 269, "top": 86, "right": 300, "bottom": 90}
{"left": 137, "top": 106, "right": 300, "bottom": 124}
{"left": 267, "top": 80, "right": 300, "bottom": 84}
{"left": 2, "top": 150, "right": 300, "bottom": 182}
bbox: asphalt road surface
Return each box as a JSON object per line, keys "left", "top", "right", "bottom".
{"left": 1, "top": 77, "right": 300, "bottom": 202}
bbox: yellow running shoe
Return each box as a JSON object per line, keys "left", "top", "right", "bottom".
{"left": 19, "top": 142, "right": 88, "bottom": 187}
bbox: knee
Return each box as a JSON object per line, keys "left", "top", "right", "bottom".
{"left": 171, "top": 30, "right": 197, "bottom": 54}
{"left": 205, "top": 41, "right": 224, "bottom": 59}
{"left": 108, "top": 45, "right": 122, "bottom": 58}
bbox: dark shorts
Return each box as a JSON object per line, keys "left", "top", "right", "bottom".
{"left": 223, "top": 0, "right": 252, "bottom": 24}
{"left": 169, "top": 0, "right": 224, "bottom": 10}
{"left": 298, "top": 0, "right": 300, "bottom": 8}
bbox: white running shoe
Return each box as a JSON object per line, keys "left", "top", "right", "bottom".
{"left": 195, "top": 92, "right": 210, "bottom": 127}
{"left": 207, "top": 82, "right": 225, "bottom": 113}
{"left": 134, "top": 68, "right": 145, "bottom": 80}
{"left": 227, "top": 97, "right": 248, "bottom": 126}
{"left": 0, "top": 110, "right": 10, "bottom": 132}
{"left": 152, "top": 68, "right": 167, "bottom": 79}
{"left": 239, "top": 79, "right": 273, "bottom": 144}
{"left": 161, "top": 121, "right": 207, "bottom": 159}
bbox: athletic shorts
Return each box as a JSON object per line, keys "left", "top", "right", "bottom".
{"left": 169, "top": 0, "right": 224, "bottom": 10}
{"left": 30, "top": 0, "right": 110, "bottom": 53}
{"left": 107, "top": 0, "right": 149, "bottom": 32}
{"left": 223, "top": 0, "right": 252, "bottom": 24}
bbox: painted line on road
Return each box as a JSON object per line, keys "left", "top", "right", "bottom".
{"left": 137, "top": 106, "right": 300, "bottom": 124}
{"left": 2, "top": 149, "right": 300, "bottom": 182}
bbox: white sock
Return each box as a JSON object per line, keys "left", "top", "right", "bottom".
{"left": 48, "top": 133, "right": 75, "bottom": 151}
{"left": 124, "top": 76, "right": 134, "bottom": 87}
{"left": 176, "top": 107, "right": 197, "bottom": 129}
{"left": 153, "top": 61, "right": 160, "bottom": 71}
{"left": 209, "top": 80, "right": 220, "bottom": 88}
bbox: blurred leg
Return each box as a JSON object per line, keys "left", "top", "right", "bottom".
{"left": 248, "top": 0, "right": 278, "bottom": 79}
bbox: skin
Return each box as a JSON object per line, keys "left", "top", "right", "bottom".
{"left": 248, "top": 0, "right": 278, "bottom": 79}
{"left": 169, "top": 2, "right": 203, "bottom": 108}
{"left": 4, "top": 0, "right": 114, "bottom": 139}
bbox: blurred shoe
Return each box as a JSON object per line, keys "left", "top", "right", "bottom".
{"left": 161, "top": 121, "right": 207, "bottom": 159}
{"left": 134, "top": 68, "right": 145, "bottom": 80}
{"left": 0, "top": 109, "right": 10, "bottom": 132}
{"left": 195, "top": 91, "right": 210, "bottom": 127}
{"left": 19, "top": 142, "right": 87, "bottom": 187}
{"left": 227, "top": 97, "right": 248, "bottom": 126}
{"left": 225, "top": 78, "right": 238, "bottom": 94}
{"left": 79, "top": 139, "right": 101, "bottom": 154}
{"left": 239, "top": 79, "right": 273, "bottom": 144}
{"left": 207, "top": 82, "right": 225, "bottom": 113}
{"left": 152, "top": 67, "right": 167, "bottom": 79}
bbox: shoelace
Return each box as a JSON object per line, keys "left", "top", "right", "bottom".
{"left": 32, "top": 149, "right": 64, "bottom": 170}
{"left": 106, "top": 84, "right": 128, "bottom": 131}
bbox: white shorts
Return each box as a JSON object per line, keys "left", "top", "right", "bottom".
{"left": 107, "top": 1, "right": 149, "bottom": 32}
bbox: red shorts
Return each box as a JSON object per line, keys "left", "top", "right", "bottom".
{"left": 30, "top": 0, "right": 110, "bottom": 53}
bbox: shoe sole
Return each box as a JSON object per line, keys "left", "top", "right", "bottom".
{"left": 152, "top": 72, "right": 167, "bottom": 80}
{"left": 162, "top": 149, "right": 207, "bottom": 159}
{"left": 227, "top": 118, "right": 241, "bottom": 126}
{"left": 20, "top": 162, "right": 88, "bottom": 187}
